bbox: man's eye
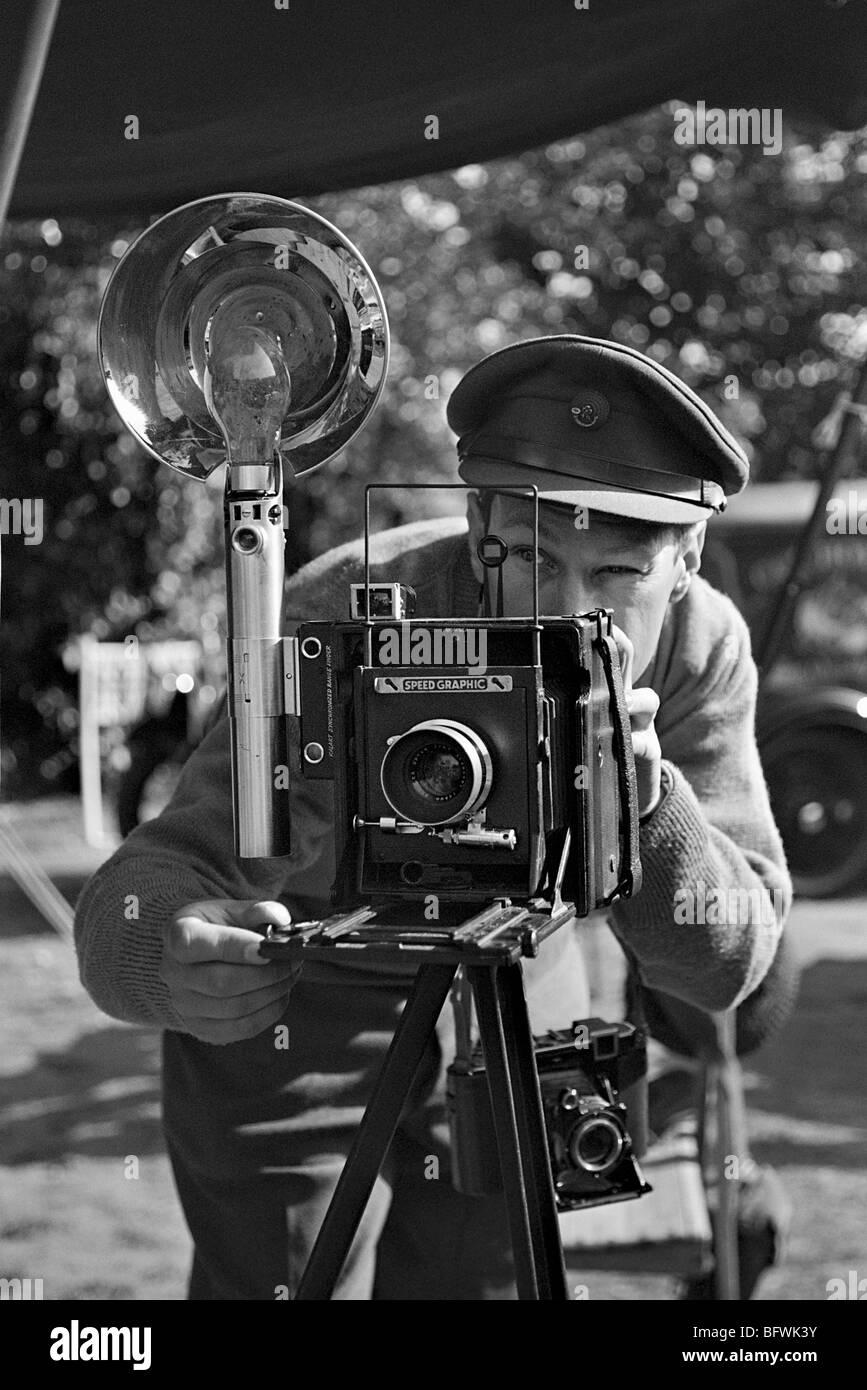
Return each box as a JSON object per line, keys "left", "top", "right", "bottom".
{"left": 598, "top": 566, "right": 643, "bottom": 577}
{"left": 513, "top": 547, "right": 557, "bottom": 572}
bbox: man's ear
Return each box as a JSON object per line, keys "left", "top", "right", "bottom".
{"left": 466, "top": 491, "right": 487, "bottom": 585}
{"left": 669, "top": 521, "right": 707, "bottom": 603}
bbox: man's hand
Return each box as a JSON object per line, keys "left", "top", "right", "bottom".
{"left": 160, "top": 899, "right": 302, "bottom": 1045}
{"left": 612, "top": 625, "right": 662, "bottom": 819}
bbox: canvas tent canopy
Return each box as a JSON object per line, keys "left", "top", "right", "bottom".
{"left": 3, "top": 0, "right": 866, "bottom": 223}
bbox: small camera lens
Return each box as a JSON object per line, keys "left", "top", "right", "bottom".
{"left": 232, "top": 526, "right": 262, "bottom": 554}
{"left": 568, "top": 1114, "right": 625, "bottom": 1175}
{"left": 399, "top": 861, "right": 425, "bottom": 885}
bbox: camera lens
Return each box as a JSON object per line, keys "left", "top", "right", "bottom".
{"left": 567, "top": 1114, "right": 625, "bottom": 1175}
{"left": 381, "top": 719, "right": 492, "bottom": 826}
{"left": 410, "top": 744, "right": 465, "bottom": 802}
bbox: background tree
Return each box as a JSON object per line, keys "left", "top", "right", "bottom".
{"left": 1, "top": 104, "right": 865, "bottom": 796}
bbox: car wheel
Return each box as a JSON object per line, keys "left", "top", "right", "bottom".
{"left": 759, "top": 723, "right": 867, "bottom": 898}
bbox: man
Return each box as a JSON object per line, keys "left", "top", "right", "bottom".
{"left": 74, "top": 335, "right": 792, "bottom": 1299}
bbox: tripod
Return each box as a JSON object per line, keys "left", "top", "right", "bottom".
{"left": 260, "top": 898, "right": 576, "bottom": 1300}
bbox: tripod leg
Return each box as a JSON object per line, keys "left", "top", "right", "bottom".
{"left": 468, "top": 966, "right": 537, "bottom": 1298}
{"left": 497, "top": 963, "right": 570, "bottom": 1301}
{"left": 468, "top": 965, "right": 569, "bottom": 1301}
{"left": 295, "top": 962, "right": 456, "bottom": 1301}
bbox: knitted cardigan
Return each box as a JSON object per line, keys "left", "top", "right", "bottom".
{"left": 74, "top": 517, "right": 792, "bottom": 1031}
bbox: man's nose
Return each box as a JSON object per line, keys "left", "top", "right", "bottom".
{"left": 555, "top": 574, "right": 594, "bottom": 616}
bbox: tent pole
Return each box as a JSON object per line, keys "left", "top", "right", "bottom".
{"left": 0, "top": 0, "right": 63, "bottom": 940}
{"left": 0, "top": 0, "right": 62, "bottom": 231}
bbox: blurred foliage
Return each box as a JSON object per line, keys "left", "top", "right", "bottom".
{"left": 1, "top": 103, "right": 866, "bottom": 795}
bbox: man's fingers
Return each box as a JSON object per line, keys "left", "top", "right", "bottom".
{"left": 171, "top": 972, "right": 298, "bottom": 1021}
{"left": 630, "top": 730, "right": 660, "bottom": 761}
{"left": 625, "top": 687, "right": 660, "bottom": 730}
{"left": 162, "top": 955, "right": 299, "bottom": 998}
{"left": 239, "top": 900, "right": 293, "bottom": 933}
{"left": 166, "top": 915, "right": 284, "bottom": 966}
{"left": 189, "top": 996, "right": 294, "bottom": 1047}
{"left": 611, "top": 624, "right": 635, "bottom": 692}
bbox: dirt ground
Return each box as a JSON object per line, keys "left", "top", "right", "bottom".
{"left": 0, "top": 807, "right": 865, "bottom": 1301}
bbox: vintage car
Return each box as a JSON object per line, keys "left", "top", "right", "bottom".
{"left": 702, "top": 477, "right": 867, "bottom": 897}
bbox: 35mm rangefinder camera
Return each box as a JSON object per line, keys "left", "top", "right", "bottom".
{"left": 294, "top": 579, "right": 641, "bottom": 915}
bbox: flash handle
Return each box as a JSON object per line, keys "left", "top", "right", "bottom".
{"left": 225, "top": 479, "right": 300, "bottom": 858}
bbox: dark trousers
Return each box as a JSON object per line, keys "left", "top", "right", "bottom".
{"left": 163, "top": 931, "right": 587, "bottom": 1300}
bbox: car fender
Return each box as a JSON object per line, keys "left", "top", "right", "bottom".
{"left": 757, "top": 685, "right": 867, "bottom": 744}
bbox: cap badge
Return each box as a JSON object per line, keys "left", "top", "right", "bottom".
{"left": 570, "top": 389, "right": 610, "bottom": 429}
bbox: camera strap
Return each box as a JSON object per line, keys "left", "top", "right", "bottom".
{"left": 595, "top": 623, "right": 642, "bottom": 901}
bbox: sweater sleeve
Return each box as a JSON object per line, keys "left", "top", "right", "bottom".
{"left": 607, "top": 586, "right": 793, "bottom": 1013}
{"left": 74, "top": 522, "right": 470, "bottom": 1033}
{"left": 73, "top": 704, "right": 336, "bottom": 1032}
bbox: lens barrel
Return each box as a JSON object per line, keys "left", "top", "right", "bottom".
{"left": 381, "top": 719, "right": 492, "bottom": 826}
{"left": 567, "top": 1112, "right": 626, "bottom": 1175}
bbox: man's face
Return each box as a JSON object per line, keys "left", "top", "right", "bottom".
{"left": 467, "top": 493, "right": 705, "bottom": 682}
